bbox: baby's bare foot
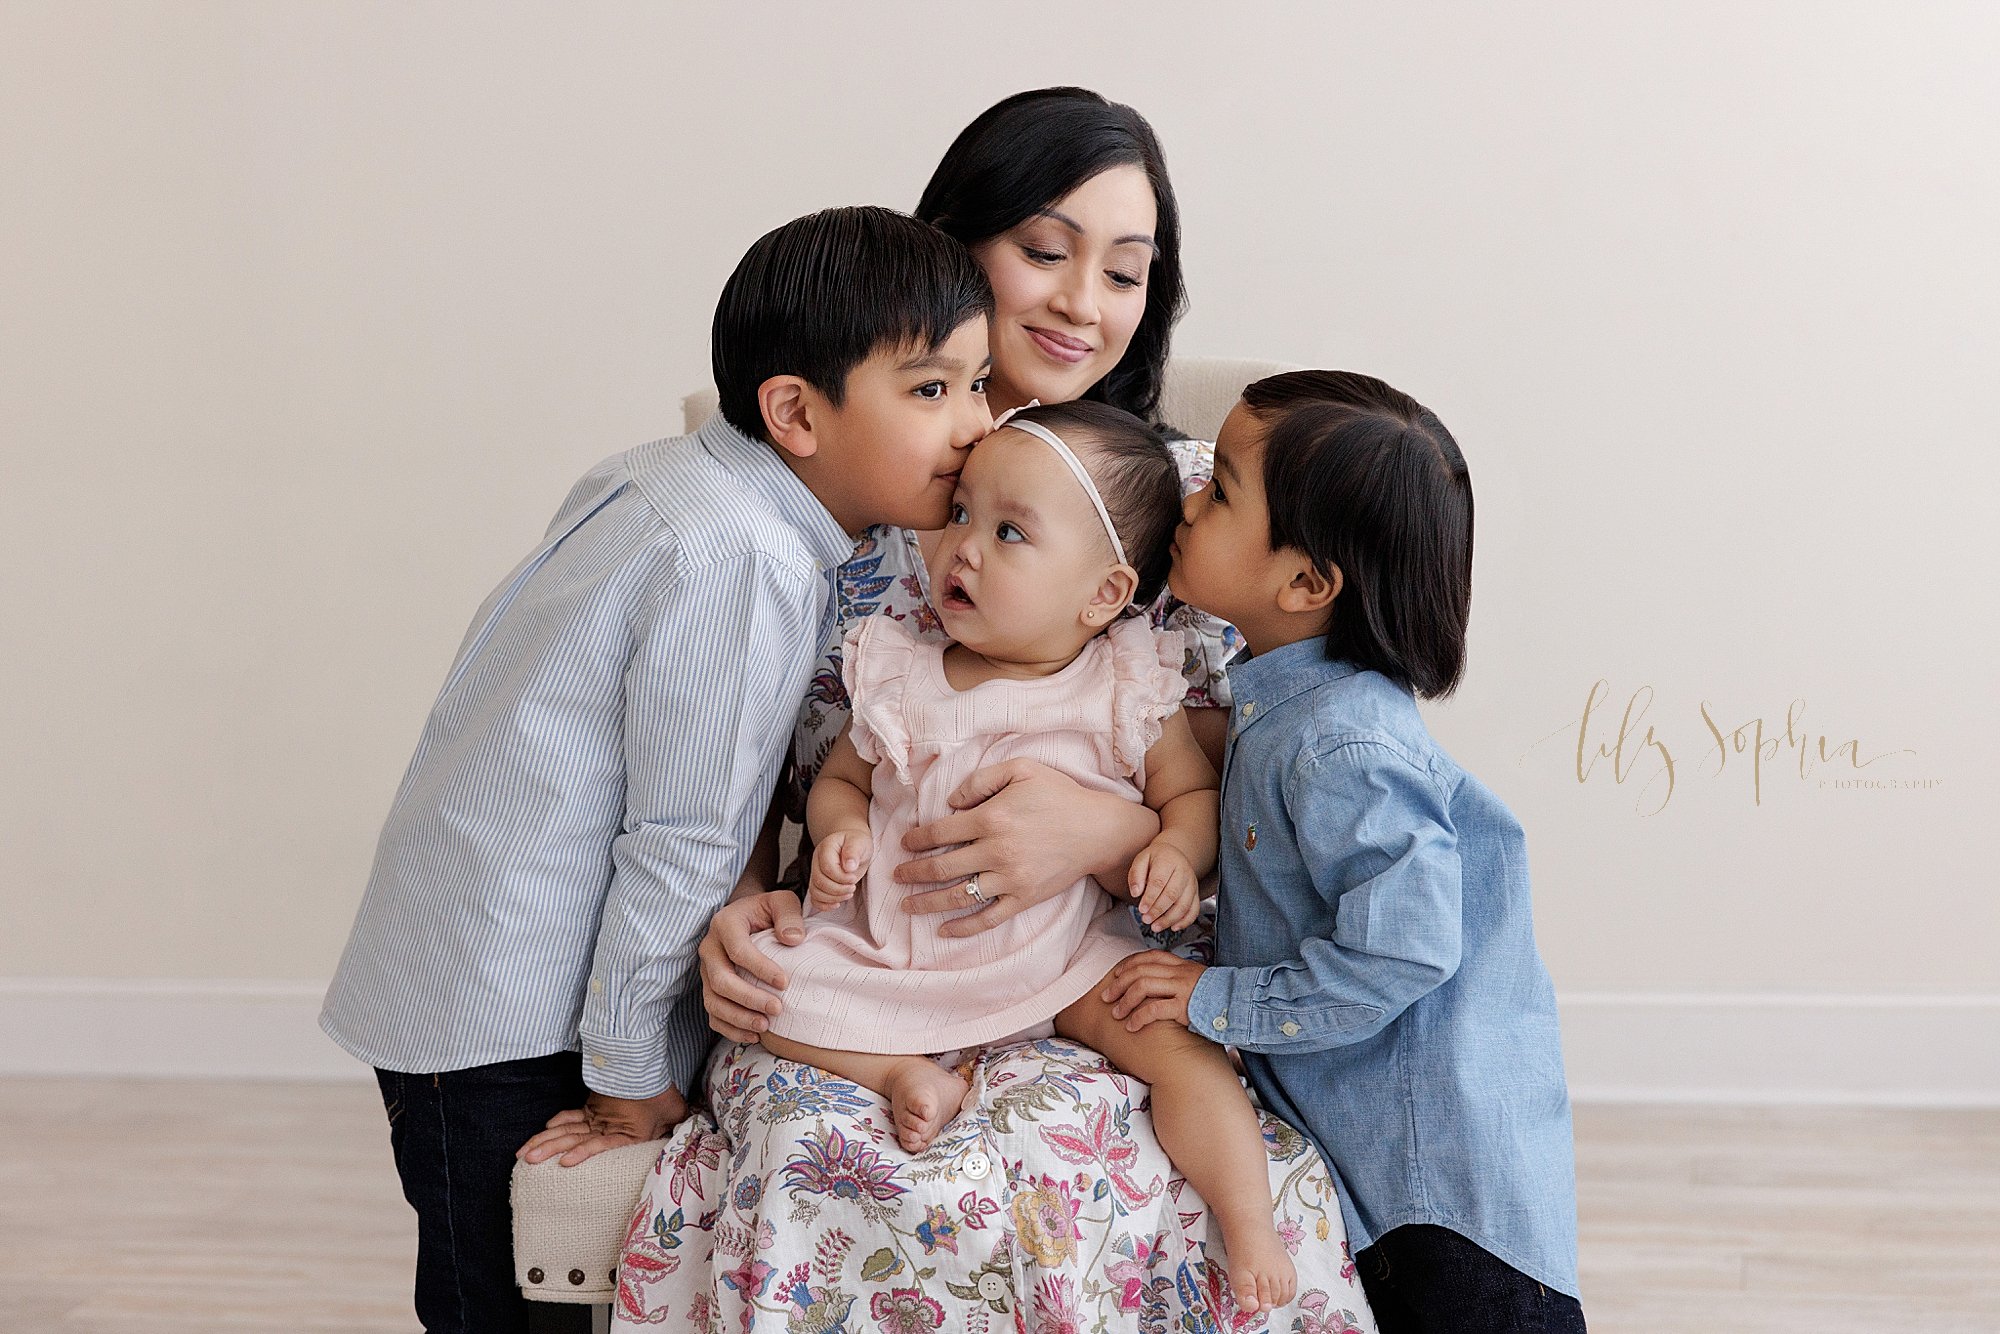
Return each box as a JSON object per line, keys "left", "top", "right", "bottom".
{"left": 1226, "top": 1224, "right": 1298, "bottom": 1314}
{"left": 883, "top": 1060, "right": 969, "bottom": 1153}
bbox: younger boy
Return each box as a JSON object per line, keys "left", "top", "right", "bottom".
{"left": 1102, "top": 371, "right": 1584, "bottom": 1331}
{"left": 322, "top": 206, "right": 993, "bottom": 1334}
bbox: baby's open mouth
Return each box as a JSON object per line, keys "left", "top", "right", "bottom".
{"left": 942, "top": 575, "right": 975, "bottom": 610}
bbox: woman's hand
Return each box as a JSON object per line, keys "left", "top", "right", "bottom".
{"left": 516, "top": 1086, "right": 690, "bottom": 1167}
{"left": 895, "top": 758, "right": 1161, "bottom": 938}
{"left": 696, "top": 890, "right": 805, "bottom": 1042}
{"left": 1129, "top": 843, "right": 1201, "bottom": 932}
{"left": 808, "top": 829, "right": 871, "bottom": 912}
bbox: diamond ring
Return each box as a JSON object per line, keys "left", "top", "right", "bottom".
{"left": 964, "top": 874, "right": 987, "bottom": 905}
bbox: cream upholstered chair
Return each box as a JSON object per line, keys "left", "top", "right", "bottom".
{"left": 509, "top": 355, "right": 1298, "bottom": 1319}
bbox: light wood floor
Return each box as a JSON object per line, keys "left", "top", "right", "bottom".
{"left": 3, "top": 1080, "right": 1996, "bottom": 1331}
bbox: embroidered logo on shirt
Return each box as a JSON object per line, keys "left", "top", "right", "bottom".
{"left": 1245, "top": 823, "right": 1258, "bottom": 851}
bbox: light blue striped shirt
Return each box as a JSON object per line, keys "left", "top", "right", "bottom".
{"left": 321, "top": 416, "right": 853, "bottom": 1099}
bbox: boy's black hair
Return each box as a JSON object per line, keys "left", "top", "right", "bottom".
{"left": 917, "top": 88, "right": 1187, "bottom": 425}
{"left": 712, "top": 206, "right": 994, "bottom": 442}
{"left": 1010, "top": 400, "right": 1182, "bottom": 609}
{"left": 1242, "top": 370, "right": 1474, "bottom": 699}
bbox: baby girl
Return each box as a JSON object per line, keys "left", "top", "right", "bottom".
{"left": 754, "top": 400, "right": 1296, "bottom": 1312}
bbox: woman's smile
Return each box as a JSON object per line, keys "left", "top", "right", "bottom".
{"left": 1025, "top": 324, "right": 1094, "bottom": 365}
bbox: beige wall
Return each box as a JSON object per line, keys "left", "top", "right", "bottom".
{"left": 3, "top": 2, "right": 1993, "bottom": 1005}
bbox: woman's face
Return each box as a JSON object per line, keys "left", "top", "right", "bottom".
{"left": 972, "top": 163, "right": 1158, "bottom": 412}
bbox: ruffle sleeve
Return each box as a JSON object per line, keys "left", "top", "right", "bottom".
{"left": 1107, "top": 617, "right": 1192, "bottom": 780}
{"left": 839, "top": 613, "right": 922, "bottom": 784}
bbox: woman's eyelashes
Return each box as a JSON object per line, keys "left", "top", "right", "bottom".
{"left": 1019, "top": 243, "right": 1144, "bottom": 291}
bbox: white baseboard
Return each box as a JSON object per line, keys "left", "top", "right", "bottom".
{"left": 3, "top": 980, "right": 1998, "bottom": 1105}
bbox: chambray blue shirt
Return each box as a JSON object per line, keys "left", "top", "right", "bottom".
{"left": 1186, "top": 640, "right": 1579, "bottom": 1296}
{"left": 322, "top": 416, "right": 853, "bottom": 1100}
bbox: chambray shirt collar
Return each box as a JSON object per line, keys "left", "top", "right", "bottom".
{"left": 1225, "top": 637, "right": 1361, "bottom": 734}
{"left": 678, "top": 414, "right": 856, "bottom": 572}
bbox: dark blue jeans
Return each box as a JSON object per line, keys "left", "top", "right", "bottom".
{"left": 376, "top": 1052, "right": 588, "bottom": 1334}
{"left": 1358, "top": 1225, "right": 1587, "bottom": 1333}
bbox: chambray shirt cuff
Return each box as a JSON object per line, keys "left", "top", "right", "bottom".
{"left": 1186, "top": 967, "right": 1238, "bottom": 1046}
{"left": 1187, "top": 965, "right": 1380, "bottom": 1054}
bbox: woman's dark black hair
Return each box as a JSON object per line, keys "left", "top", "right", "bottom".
{"left": 712, "top": 206, "right": 994, "bottom": 442}
{"left": 1009, "top": 400, "right": 1182, "bottom": 609}
{"left": 1242, "top": 370, "right": 1474, "bottom": 699}
{"left": 916, "top": 88, "right": 1187, "bottom": 424}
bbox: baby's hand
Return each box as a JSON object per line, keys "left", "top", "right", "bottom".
{"left": 809, "top": 829, "right": 872, "bottom": 913}
{"left": 1128, "top": 843, "right": 1201, "bottom": 932}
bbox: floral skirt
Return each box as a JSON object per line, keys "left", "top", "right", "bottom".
{"left": 610, "top": 1037, "right": 1375, "bottom": 1333}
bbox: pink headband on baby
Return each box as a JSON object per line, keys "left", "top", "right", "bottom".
{"left": 990, "top": 402, "right": 1129, "bottom": 567}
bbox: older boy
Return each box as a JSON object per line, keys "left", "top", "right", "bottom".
{"left": 322, "top": 207, "right": 992, "bottom": 1334}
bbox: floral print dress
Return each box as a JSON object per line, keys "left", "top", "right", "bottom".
{"left": 610, "top": 440, "right": 1376, "bottom": 1332}
{"left": 612, "top": 1033, "right": 1375, "bottom": 1333}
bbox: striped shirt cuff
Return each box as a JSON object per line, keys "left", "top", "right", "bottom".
{"left": 580, "top": 987, "right": 715, "bottom": 1101}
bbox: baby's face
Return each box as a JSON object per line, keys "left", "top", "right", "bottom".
{"left": 929, "top": 426, "right": 1123, "bottom": 663}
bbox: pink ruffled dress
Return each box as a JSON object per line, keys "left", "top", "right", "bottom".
{"left": 758, "top": 612, "right": 1190, "bottom": 1055}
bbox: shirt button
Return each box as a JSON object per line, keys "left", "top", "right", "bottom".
{"left": 1281, "top": 1021, "right": 1301, "bottom": 1037}
{"left": 1211, "top": 1016, "right": 1228, "bottom": 1032}
{"left": 590, "top": 1054, "right": 607, "bottom": 1069}
{"left": 962, "top": 1152, "right": 991, "bottom": 1181}
{"left": 589, "top": 977, "right": 604, "bottom": 995}
{"left": 1242, "top": 701, "right": 1256, "bottom": 717}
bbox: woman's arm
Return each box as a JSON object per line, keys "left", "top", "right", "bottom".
{"left": 892, "top": 760, "right": 1163, "bottom": 938}
{"left": 1186, "top": 704, "right": 1228, "bottom": 776}
{"left": 728, "top": 786, "right": 785, "bottom": 903}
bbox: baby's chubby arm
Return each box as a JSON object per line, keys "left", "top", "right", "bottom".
{"left": 1128, "top": 709, "right": 1220, "bottom": 931}
{"left": 804, "top": 723, "right": 876, "bottom": 913}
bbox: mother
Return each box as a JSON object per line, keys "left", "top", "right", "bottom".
{"left": 614, "top": 90, "right": 1372, "bottom": 1333}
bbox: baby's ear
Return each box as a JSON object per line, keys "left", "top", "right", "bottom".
{"left": 1082, "top": 563, "right": 1142, "bottom": 626}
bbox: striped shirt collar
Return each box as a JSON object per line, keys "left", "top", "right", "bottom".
{"left": 646, "top": 413, "right": 856, "bottom": 571}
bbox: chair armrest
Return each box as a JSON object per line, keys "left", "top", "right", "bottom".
{"left": 510, "top": 1138, "right": 666, "bottom": 1304}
